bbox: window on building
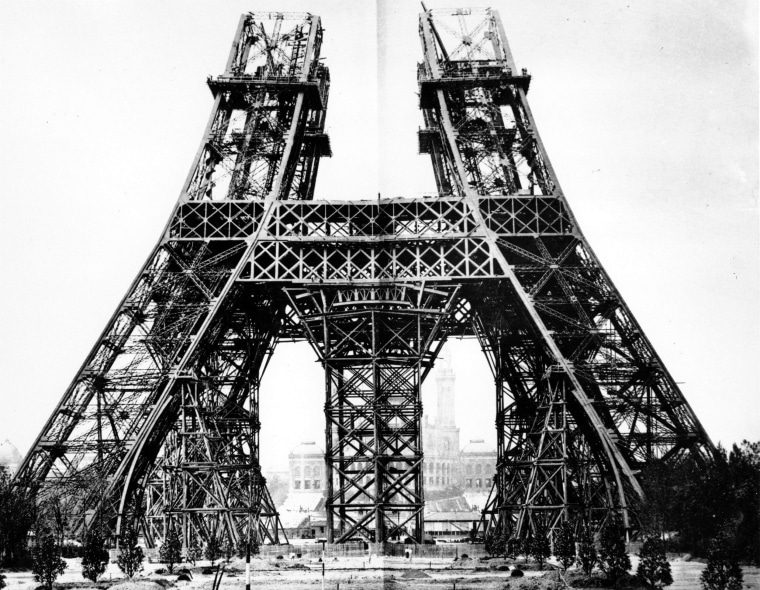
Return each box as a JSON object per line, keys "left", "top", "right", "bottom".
{"left": 313, "top": 479, "right": 321, "bottom": 490}
{"left": 466, "top": 464, "right": 472, "bottom": 475}
{"left": 475, "top": 463, "right": 482, "bottom": 474}
{"left": 313, "top": 466, "right": 320, "bottom": 478}
{"left": 476, "top": 478, "right": 482, "bottom": 488}
{"left": 294, "top": 466, "right": 301, "bottom": 477}
{"left": 304, "top": 480, "right": 311, "bottom": 490}
{"left": 466, "top": 478, "right": 472, "bottom": 487}
{"left": 294, "top": 481, "right": 301, "bottom": 490}
{"left": 486, "top": 478, "right": 491, "bottom": 487}
{"left": 305, "top": 466, "right": 312, "bottom": 478}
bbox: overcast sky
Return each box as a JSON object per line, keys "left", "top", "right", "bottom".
{"left": 0, "top": 1, "right": 757, "bottom": 471}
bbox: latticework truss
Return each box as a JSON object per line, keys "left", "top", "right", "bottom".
{"left": 16, "top": 7, "right": 716, "bottom": 548}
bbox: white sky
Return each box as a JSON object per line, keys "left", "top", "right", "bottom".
{"left": 0, "top": 1, "right": 757, "bottom": 472}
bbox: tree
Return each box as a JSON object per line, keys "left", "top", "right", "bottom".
{"left": 598, "top": 521, "right": 631, "bottom": 582}
{"left": 236, "top": 536, "right": 259, "bottom": 560}
{"left": 186, "top": 536, "right": 201, "bottom": 566}
{"left": 640, "top": 442, "right": 760, "bottom": 563}
{"left": 505, "top": 537, "right": 521, "bottom": 559}
{"left": 0, "top": 570, "right": 6, "bottom": 589}
{"left": 0, "top": 468, "right": 36, "bottom": 565}
{"left": 700, "top": 533, "right": 743, "bottom": 590}
{"left": 576, "top": 526, "right": 597, "bottom": 577}
{"left": 529, "top": 525, "right": 550, "bottom": 569}
{"left": 639, "top": 460, "right": 682, "bottom": 540}
{"left": 726, "top": 441, "right": 760, "bottom": 565}
{"left": 485, "top": 528, "right": 506, "bottom": 557}
{"left": 637, "top": 537, "right": 672, "bottom": 588}
{"left": 32, "top": 532, "right": 67, "bottom": 590}
{"left": 204, "top": 535, "right": 222, "bottom": 566}
{"left": 37, "top": 495, "right": 69, "bottom": 550}
{"left": 159, "top": 528, "right": 182, "bottom": 574}
{"left": 554, "top": 522, "right": 576, "bottom": 571}
{"left": 117, "top": 521, "right": 144, "bottom": 579}
{"left": 81, "top": 531, "right": 109, "bottom": 582}
{"left": 522, "top": 533, "right": 533, "bottom": 563}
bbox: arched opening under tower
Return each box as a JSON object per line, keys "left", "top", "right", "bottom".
{"left": 420, "top": 339, "right": 496, "bottom": 542}
{"left": 257, "top": 332, "right": 498, "bottom": 545}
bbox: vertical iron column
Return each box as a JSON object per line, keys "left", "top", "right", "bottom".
{"left": 287, "top": 286, "right": 458, "bottom": 544}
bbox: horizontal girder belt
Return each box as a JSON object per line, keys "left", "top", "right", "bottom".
{"left": 168, "top": 195, "right": 570, "bottom": 241}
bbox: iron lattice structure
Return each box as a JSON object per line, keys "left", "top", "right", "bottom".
{"left": 16, "top": 8, "right": 716, "bottom": 546}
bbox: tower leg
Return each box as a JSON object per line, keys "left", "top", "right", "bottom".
{"left": 473, "top": 286, "right": 628, "bottom": 539}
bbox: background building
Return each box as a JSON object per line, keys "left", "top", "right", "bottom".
{"left": 0, "top": 439, "right": 22, "bottom": 474}
{"left": 422, "top": 355, "right": 496, "bottom": 497}
{"left": 289, "top": 441, "right": 324, "bottom": 493}
{"left": 269, "top": 355, "right": 497, "bottom": 541}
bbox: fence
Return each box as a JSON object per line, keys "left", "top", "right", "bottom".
{"left": 256, "top": 542, "right": 487, "bottom": 559}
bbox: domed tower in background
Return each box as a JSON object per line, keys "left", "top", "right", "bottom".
{"left": 423, "top": 353, "right": 462, "bottom": 492}
{"left": 422, "top": 354, "right": 497, "bottom": 501}
{"left": 0, "top": 439, "right": 22, "bottom": 475}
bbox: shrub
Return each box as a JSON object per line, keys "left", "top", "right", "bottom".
{"left": 637, "top": 537, "right": 672, "bottom": 588}
{"left": 159, "top": 528, "right": 182, "bottom": 574}
{"left": 529, "top": 526, "right": 551, "bottom": 569}
{"left": 235, "top": 537, "right": 259, "bottom": 560}
{"left": 554, "top": 522, "right": 576, "bottom": 571}
{"left": 204, "top": 535, "right": 221, "bottom": 566}
{"left": 700, "top": 533, "right": 743, "bottom": 590}
{"left": 485, "top": 529, "right": 506, "bottom": 557}
{"left": 32, "top": 532, "right": 67, "bottom": 590}
{"left": 576, "top": 526, "right": 597, "bottom": 576}
{"left": 186, "top": 537, "right": 201, "bottom": 566}
{"left": 522, "top": 534, "right": 532, "bottom": 563}
{"left": 81, "top": 531, "right": 109, "bottom": 582}
{"left": 505, "top": 537, "right": 519, "bottom": 559}
{"left": 598, "top": 521, "right": 631, "bottom": 582}
{"left": 117, "top": 521, "right": 144, "bottom": 579}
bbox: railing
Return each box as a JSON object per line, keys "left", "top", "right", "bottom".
{"left": 418, "top": 61, "right": 519, "bottom": 82}
{"left": 208, "top": 67, "right": 329, "bottom": 109}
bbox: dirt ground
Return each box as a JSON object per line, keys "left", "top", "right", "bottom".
{"left": 2, "top": 554, "right": 759, "bottom": 590}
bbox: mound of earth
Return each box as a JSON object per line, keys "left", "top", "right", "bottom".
{"left": 401, "top": 570, "right": 430, "bottom": 579}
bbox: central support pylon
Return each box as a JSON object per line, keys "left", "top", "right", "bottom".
{"left": 15, "top": 8, "right": 717, "bottom": 549}
{"left": 288, "top": 286, "right": 459, "bottom": 542}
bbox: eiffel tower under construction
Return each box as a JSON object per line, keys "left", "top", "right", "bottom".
{"left": 15, "top": 8, "right": 716, "bottom": 547}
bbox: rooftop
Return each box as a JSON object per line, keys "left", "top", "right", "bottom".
{"left": 461, "top": 439, "right": 496, "bottom": 454}
{"left": 289, "top": 441, "right": 324, "bottom": 457}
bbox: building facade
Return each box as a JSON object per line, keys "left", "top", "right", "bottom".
{"left": 422, "top": 356, "right": 497, "bottom": 493}
{"left": 275, "top": 356, "right": 497, "bottom": 541}
{"left": 288, "top": 441, "right": 325, "bottom": 493}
